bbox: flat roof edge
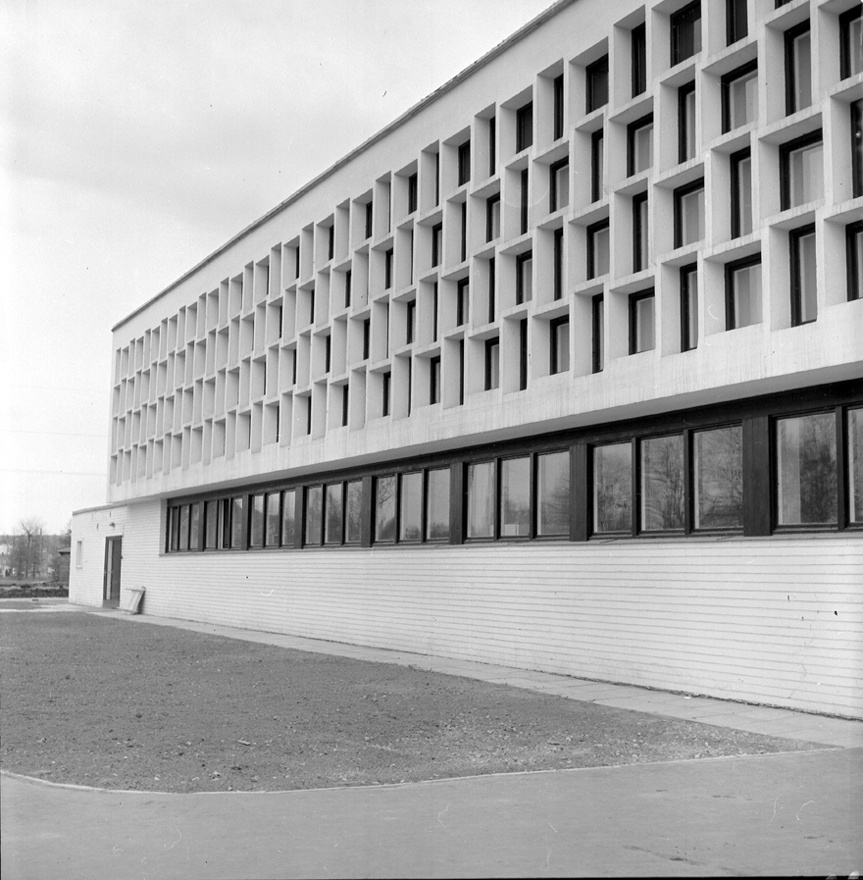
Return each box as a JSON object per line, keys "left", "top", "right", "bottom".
{"left": 112, "top": 0, "right": 575, "bottom": 333}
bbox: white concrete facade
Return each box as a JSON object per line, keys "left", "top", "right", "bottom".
{"left": 72, "top": 0, "right": 863, "bottom": 718}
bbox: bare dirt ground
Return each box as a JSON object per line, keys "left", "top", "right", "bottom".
{"left": 0, "top": 611, "right": 822, "bottom": 793}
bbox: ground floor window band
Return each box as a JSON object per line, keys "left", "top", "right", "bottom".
{"left": 165, "top": 387, "right": 862, "bottom": 553}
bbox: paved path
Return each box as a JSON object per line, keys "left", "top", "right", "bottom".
{"left": 3, "top": 604, "right": 862, "bottom": 878}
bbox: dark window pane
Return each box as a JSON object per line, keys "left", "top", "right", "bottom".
{"left": 791, "top": 228, "right": 817, "bottom": 325}
{"left": 537, "top": 451, "right": 570, "bottom": 536}
{"left": 641, "top": 435, "right": 685, "bottom": 531}
{"left": 593, "top": 443, "right": 632, "bottom": 533}
{"left": 345, "top": 480, "right": 363, "bottom": 544}
{"left": 189, "top": 503, "right": 201, "bottom": 551}
{"left": 467, "top": 461, "right": 495, "bottom": 539}
{"left": 231, "top": 496, "right": 245, "bottom": 549}
{"left": 265, "top": 493, "right": 280, "bottom": 547}
{"left": 179, "top": 504, "right": 190, "bottom": 551}
{"left": 205, "top": 499, "right": 220, "bottom": 549}
{"left": 849, "top": 409, "right": 863, "bottom": 524}
{"left": 500, "top": 457, "right": 531, "bottom": 537}
{"left": 777, "top": 413, "right": 837, "bottom": 525}
{"left": 375, "top": 475, "right": 396, "bottom": 543}
{"left": 399, "top": 472, "right": 423, "bottom": 542}
{"left": 282, "top": 489, "right": 296, "bottom": 546}
{"left": 304, "top": 486, "right": 323, "bottom": 546}
{"left": 586, "top": 55, "right": 609, "bottom": 112}
{"left": 324, "top": 483, "right": 343, "bottom": 544}
{"left": 425, "top": 468, "right": 450, "bottom": 541}
{"left": 249, "top": 493, "right": 265, "bottom": 548}
{"left": 694, "top": 426, "right": 743, "bottom": 530}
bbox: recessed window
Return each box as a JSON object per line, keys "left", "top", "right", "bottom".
{"left": 591, "top": 129, "right": 604, "bottom": 203}
{"left": 384, "top": 249, "right": 393, "bottom": 289}
{"left": 730, "top": 147, "right": 753, "bottom": 238}
{"left": 516, "top": 102, "right": 533, "bottom": 153}
{"left": 520, "top": 169, "right": 529, "bottom": 234}
{"left": 399, "top": 472, "right": 423, "bottom": 542}
{"left": 362, "top": 318, "right": 371, "bottom": 360}
{"left": 680, "top": 264, "right": 698, "bottom": 352}
{"left": 550, "top": 159, "right": 569, "bottom": 212}
{"left": 725, "top": 255, "right": 762, "bottom": 329}
{"left": 516, "top": 251, "right": 533, "bottom": 304}
{"left": 425, "top": 467, "right": 451, "bottom": 541}
{"left": 407, "top": 173, "right": 418, "bottom": 214}
{"left": 632, "top": 192, "right": 649, "bottom": 272}
{"left": 429, "top": 355, "right": 441, "bottom": 404}
{"left": 722, "top": 61, "right": 757, "bottom": 133}
{"left": 456, "top": 278, "right": 469, "bottom": 326}
{"left": 537, "top": 451, "right": 570, "bottom": 537}
{"left": 344, "top": 269, "right": 352, "bottom": 308}
{"left": 627, "top": 114, "right": 653, "bottom": 176}
{"left": 790, "top": 224, "right": 817, "bottom": 326}
{"left": 341, "top": 384, "right": 349, "bottom": 428}
{"left": 785, "top": 21, "right": 812, "bottom": 115}
{"left": 488, "top": 257, "right": 496, "bottom": 321}
{"left": 592, "top": 294, "right": 604, "bottom": 374}
{"left": 324, "top": 483, "right": 344, "bottom": 545}
{"left": 593, "top": 442, "right": 633, "bottom": 534}
{"left": 587, "top": 218, "right": 610, "bottom": 279}
{"left": 553, "top": 228, "right": 564, "bottom": 300}
{"left": 381, "top": 370, "right": 391, "bottom": 417}
{"left": 780, "top": 132, "right": 823, "bottom": 210}
{"left": 673, "top": 179, "right": 704, "bottom": 248}
{"left": 671, "top": 1, "right": 702, "bottom": 66}
{"left": 304, "top": 486, "right": 322, "bottom": 546}
{"left": 375, "top": 475, "right": 396, "bottom": 542}
{"left": 553, "top": 75, "right": 565, "bottom": 140}
{"left": 460, "top": 202, "right": 467, "bottom": 262}
{"left": 694, "top": 426, "right": 743, "bottom": 530}
{"left": 678, "top": 82, "right": 696, "bottom": 163}
{"left": 629, "top": 290, "right": 655, "bottom": 354}
{"left": 467, "top": 460, "right": 495, "bottom": 539}
{"left": 840, "top": 5, "right": 863, "bottom": 80}
{"left": 847, "top": 221, "right": 863, "bottom": 302}
{"left": 518, "top": 319, "right": 528, "bottom": 391}
{"left": 486, "top": 193, "right": 501, "bottom": 241}
{"left": 406, "top": 299, "right": 416, "bottom": 345}
{"left": 726, "top": 0, "right": 747, "bottom": 46}
{"left": 550, "top": 316, "right": 570, "bottom": 375}
{"left": 458, "top": 140, "right": 471, "bottom": 186}
{"left": 327, "top": 226, "right": 334, "bottom": 262}
{"left": 487, "top": 115, "right": 496, "bottom": 176}
{"left": 641, "top": 434, "right": 685, "bottom": 531}
{"left": 631, "top": 23, "right": 647, "bottom": 97}
{"left": 586, "top": 54, "right": 609, "bottom": 113}
{"left": 431, "top": 223, "right": 442, "bottom": 267}
{"left": 852, "top": 100, "right": 863, "bottom": 198}
{"left": 776, "top": 412, "right": 837, "bottom": 526}
{"left": 485, "top": 337, "right": 500, "bottom": 390}
{"left": 365, "top": 202, "right": 373, "bottom": 240}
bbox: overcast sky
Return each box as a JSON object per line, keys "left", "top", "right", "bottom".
{"left": 0, "top": 0, "right": 554, "bottom": 534}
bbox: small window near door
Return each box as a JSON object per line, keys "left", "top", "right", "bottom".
{"left": 75, "top": 540, "right": 83, "bottom": 568}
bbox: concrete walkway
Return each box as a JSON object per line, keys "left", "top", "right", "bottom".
{"left": 2, "top": 604, "right": 862, "bottom": 878}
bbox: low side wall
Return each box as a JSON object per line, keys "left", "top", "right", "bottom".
{"left": 80, "top": 498, "right": 863, "bottom": 718}
{"left": 69, "top": 506, "right": 135, "bottom": 607}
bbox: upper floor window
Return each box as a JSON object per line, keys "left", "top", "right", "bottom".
{"left": 431, "top": 223, "right": 443, "bottom": 267}
{"left": 486, "top": 193, "right": 501, "bottom": 241}
{"left": 553, "top": 75, "right": 565, "bottom": 139}
{"left": 516, "top": 102, "right": 533, "bottom": 152}
{"left": 678, "top": 82, "right": 696, "bottom": 162}
{"left": 516, "top": 251, "right": 533, "bottom": 304}
{"left": 550, "top": 159, "right": 569, "bottom": 212}
{"left": 840, "top": 5, "right": 863, "bottom": 80}
{"left": 458, "top": 140, "right": 471, "bottom": 186}
{"left": 722, "top": 61, "right": 757, "bottom": 133}
{"left": 485, "top": 337, "right": 500, "bottom": 390}
{"left": 848, "top": 221, "right": 863, "bottom": 302}
{"left": 456, "top": 278, "right": 469, "bottom": 326}
{"left": 730, "top": 147, "right": 753, "bottom": 238}
{"left": 726, "top": 0, "right": 748, "bottom": 46}
{"left": 592, "top": 294, "right": 604, "bottom": 374}
{"left": 790, "top": 224, "right": 817, "bottom": 326}
{"left": 629, "top": 290, "right": 655, "bottom": 354}
{"left": 587, "top": 218, "right": 610, "bottom": 279}
{"left": 680, "top": 264, "right": 698, "bottom": 352}
{"left": 852, "top": 100, "right": 863, "bottom": 198}
{"left": 407, "top": 173, "right": 418, "bottom": 214}
{"left": 632, "top": 23, "right": 647, "bottom": 97}
{"left": 591, "top": 129, "right": 604, "bottom": 202}
{"left": 674, "top": 179, "right": 704, "bottom": 248}
{"left": 553, "top": 228, "right": 564, "bottom": 300}
{"left": 520, "top": 169, "right": 529, "bottom": 235}
{"left": 429, "top": 355, "right": 441, "bottom": 404}
{"left": 586, "top": 55, "right": 609, "bottom": 113}
{"left": 384, "top": 248, "right": 394, "bottom": 289}
{"left": 633, "top": 192, "right": 649, "bottom": 272}
{"left": 549, "top": 316, "right": 570, "bottom": 375}
{"left": 785, "top": 21, "right": 812, "bottom": 115}
{"left": 488, "top": 116, "right": 496, "bottom": 176}
{"left": 365, "top": 202, "right": 373, "bottom": 240}
{"left": 725, "top": 255, "right": 762, "bottom": 329}
{"left": 628, "top": 114, "right": 653, "bottom": 176}
{"left": 671, "top": 1, "right": 702, "bottom": 66}
{"left": 780, "top": 132, "right": 823, "bottom": 210}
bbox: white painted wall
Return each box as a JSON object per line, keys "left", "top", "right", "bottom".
{"left": 73, "top": 498, "right": 863, "bottom": 719}
{"left": 69, "top": 505, "right": 137, "bottom": 607}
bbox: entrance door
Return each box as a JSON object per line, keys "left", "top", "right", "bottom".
{"left": 103, "top": 537, "right": 122, "bottom": 606}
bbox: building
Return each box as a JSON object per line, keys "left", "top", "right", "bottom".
{"left": 71, "top": 0, "right": 863, "bottom": 719}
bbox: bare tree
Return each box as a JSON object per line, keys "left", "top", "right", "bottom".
{"left": 16, "top": 517, "right": 46, "bottom": 579}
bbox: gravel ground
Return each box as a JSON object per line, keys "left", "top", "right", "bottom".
{"left": 0, "top": 611, "right": 822, "bottom": 793}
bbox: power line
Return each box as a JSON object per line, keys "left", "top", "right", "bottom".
{"left": 0, "top": 429, "right": 107, "bottom": 439}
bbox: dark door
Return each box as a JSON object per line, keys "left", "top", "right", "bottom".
{"left": 104, "top": 537, "right": 122, "bottom": 606}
